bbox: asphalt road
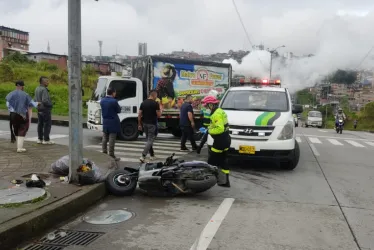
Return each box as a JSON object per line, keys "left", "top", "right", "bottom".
{"left": 2, "top": 121, "right": 374, "bottom": 249}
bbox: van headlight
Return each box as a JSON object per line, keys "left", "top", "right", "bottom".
{"left": 94, "top": 109, "right": 102, "bottom": 124}
{"left": 277, "top": 121, "right": 294, "bottom": 140}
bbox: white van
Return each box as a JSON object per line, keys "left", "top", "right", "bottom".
{"left": 207, "top": 79, "right": 303, "bottom": 170}
{"left": 305, "top": 111, "right": 323, "bottom": 128}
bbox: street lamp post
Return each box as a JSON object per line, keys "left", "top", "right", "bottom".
{"left": 68, "top": 0, "right": 83, "bottom": 183}
{"left": 269, "top": 45, "right": 285, "bottom": 79}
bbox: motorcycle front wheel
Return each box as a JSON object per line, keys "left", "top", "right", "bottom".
{"left": 106, "top": 169, "right": 138, "bottom": 196}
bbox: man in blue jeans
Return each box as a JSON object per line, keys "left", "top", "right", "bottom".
{"left": 34, "top": 76, "right": 54, "bottom": 145}
{"left": 180, "top": 94, "right": 197, "bottom": 151}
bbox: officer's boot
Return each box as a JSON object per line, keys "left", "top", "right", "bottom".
{"left": 217, "top": 170, "right": 230, "bottom": 187}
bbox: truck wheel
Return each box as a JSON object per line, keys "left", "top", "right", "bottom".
{"left": 281, "top": 140, "right": 300, "bottom": 170}
{"left": 120, "top": 120, "right": 139, "bottom": 141}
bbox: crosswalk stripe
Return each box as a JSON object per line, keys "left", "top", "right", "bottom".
{"left": 117, "top": 140, "right": 192, "bottom": 146}
{"left": 25, "top": 134, "right": 68, "bottom": 142}
{"left": 309, "top": 137, "right": 321, "bottom": 144}
{"left": 85, "top": 145, "right": 188, "bottom": 156}
{"left": 296, "top": 137, "right": 302, "bottom": 143}
{"left": 345, "top": 140, "right": 365, "bottom": 148}
{"left": 116, "top": 140, "right": 200, "bottom": 148}
{"left": 327, "top": 139, "right": 343, "bottom": 146}
{"left": 365, "top": 141, "right": 374, "bottom": 147}
{"left": 116, "top": 143, "right": 182, "bottom": 151}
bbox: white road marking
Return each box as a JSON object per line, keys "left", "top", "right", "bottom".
{"left": 0, "top": 131, "right": 10, "bottom": 135}
{"left": 327, "top": 139, "right": 343, "bottom": 146}
{"left": 86, "top": 145, "right": 188, "bottom": 156}
{"left": 310, "top": 144, "right": 320, "bottom": 156}
{"left": 309, "top": 137, "right": 322, "bottom": 144}
{"left": 296, "top": 136, "right": 302, "bottom": 143}
{"left": 298, "top": 134, "right": 374, "bottom": 142}
{"left": 345, "top": 140, "right": 365, "bottom": 148}
{"left": 318, "top": 129, "right": 328, "bottom": 133}
{"left": 190, "top": 198, "right": 235, "bottom": 250}
{"left": 25, "top": 134, "right": 68, "bottom": 142}
{"left": 365, "top": 141, "right": 374, "bottom": 147}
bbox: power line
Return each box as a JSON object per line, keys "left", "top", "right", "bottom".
{"left": 231, "top": 0, "right": 266, "bottom": 70}
{"left": 355, "top": 46, "right": 374, "bottom": 70}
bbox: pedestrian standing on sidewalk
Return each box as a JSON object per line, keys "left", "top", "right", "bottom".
{"left": 34, "top": 76, "right": 54, "bottom": 145}
{"left": 100, "top": 87, "right": 121, "bottom": 161}
{"left": 354, "top": 119, "right": 358, "bottom": 129}
{"left": 138, "top": 90, "right": 161, "bottom": 163}
{"left": 180, "top": 94, "right": 198, "bottom": 152}
{"left": 6, "top": 81, "right": 40, "bottom": 152}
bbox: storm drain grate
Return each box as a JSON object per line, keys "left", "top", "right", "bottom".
{"left": 23, "top": 230, "right": 105, "bottom": 249}
{"left": 23, "top": 244, "right": 64, "bottom": 250}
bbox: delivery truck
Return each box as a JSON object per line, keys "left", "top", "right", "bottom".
{"left": 87, "top": 56, "right": 232, "bottom": 140}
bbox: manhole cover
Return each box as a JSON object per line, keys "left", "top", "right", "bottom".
{"left": 0, "top": 187, "right": 46, "bottom": 205}
{"left": 83, "top": 209, "right": 134, "bottom": 225}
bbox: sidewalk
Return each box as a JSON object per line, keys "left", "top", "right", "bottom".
{"left": 0, "top": 138, "right": 116, "bottom": 249}
{"left": 0, "top": 109, "right": 87, "bottom": 128}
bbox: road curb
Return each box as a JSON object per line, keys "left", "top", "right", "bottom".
{"left": 0, "top": 183, "right": 107, "bottom": 250}
{"left": 0, "top": 113, "right": 88, "bottom": 129}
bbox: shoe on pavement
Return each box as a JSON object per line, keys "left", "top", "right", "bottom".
{"left": 139, "top": 156, "right": 146, "bottom": 163}
{"left": 17, "top": 148, "right": 27, "bottom": 153}
{"left": 37, "top": 140, "right": 43, "bottom": 144}
{"left": 149, "top": 156, "right": 156, "bottom": 161}
{"left": 180, "top": 148, "right": 190, "bottom": 152}
{"left": 17, "top": 137, "right": 26, "bottom": 153}
{"left": 42, "top": 140, "right": 55, "bottom": 145}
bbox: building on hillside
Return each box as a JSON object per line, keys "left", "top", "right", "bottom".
{"left": 82, "top": 61, "right": 110, "bottom": 75}
{"left": 27, "top": 52, "right": 68, "bottom": 70}
{"left": 108, "top": 61, "right": 125, "bottom": 74}
{"left": 0, "top": 26, "right": 29, "bottom": 60}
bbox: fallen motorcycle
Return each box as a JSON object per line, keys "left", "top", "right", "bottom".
{"left": 106, "top": 154, "right": 218, "bottom": 196}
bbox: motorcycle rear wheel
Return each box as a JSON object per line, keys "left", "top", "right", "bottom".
{"left": 106, "top": 169, "right": 138, "bottom": 196}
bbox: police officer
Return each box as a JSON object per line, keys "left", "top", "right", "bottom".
{"left": 203, "top": 96, "right": 231, "bottom": 187}
{"left": 197, "top": 90, "right": 218, "bottom": 154}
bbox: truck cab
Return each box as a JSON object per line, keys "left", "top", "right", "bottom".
{"left": 87, "top": 75, "right": 143, "bottom": 140}
{"left": 207, "top": 78, "right": 303, "bottom": 170}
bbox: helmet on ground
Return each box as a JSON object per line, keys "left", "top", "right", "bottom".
{"left": 208, "top": 89, "right": 219, "bottom": 98}
{"left": 202, "top": 96, "right": 219, "bottom": 106}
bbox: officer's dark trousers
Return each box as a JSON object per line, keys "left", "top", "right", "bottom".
{"left": 208, "top": 149, "right": 230, "bottom": 185}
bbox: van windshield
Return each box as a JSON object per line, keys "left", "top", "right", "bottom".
{"left": 308, "top": 111, "right": 322, "bottom": 118}
{"left": 91, "top": 78, "right": 107, "bottom": 101}
{"left": 221, "top": 90, "right": 289, "bottom": 112}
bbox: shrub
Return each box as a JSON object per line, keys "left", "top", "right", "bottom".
{"left": 0, "top": 63, "right": 14, "bottom": 82}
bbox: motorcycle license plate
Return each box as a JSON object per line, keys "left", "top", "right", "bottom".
{"left": 239, "top": 145, "right": 255, "bottom": 154}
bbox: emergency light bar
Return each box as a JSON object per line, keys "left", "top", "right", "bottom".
{"left": 239, "top": 78, "right": 281, "bottom": 87}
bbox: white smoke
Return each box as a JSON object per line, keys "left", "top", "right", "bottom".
{"left": 224, "top": 13, "right": 374, "bottom": 94}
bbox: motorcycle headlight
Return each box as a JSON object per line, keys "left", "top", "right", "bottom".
{"left": 278, "top": 121, "right": 294, "bottom": 140}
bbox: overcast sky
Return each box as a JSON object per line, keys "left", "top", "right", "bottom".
{"left": 1, "top": 0, "right": 374, "bottom": 57}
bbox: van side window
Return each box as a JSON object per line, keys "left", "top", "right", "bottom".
{"left": 109, "top": 80, "right": 137, "bottom": 101}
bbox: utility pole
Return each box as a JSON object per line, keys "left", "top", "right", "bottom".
{"left": 68, "top": 0, "right": 83, "bottom": 183}
{"left": 269, "top": 45, "right": 285, "bottom": 79}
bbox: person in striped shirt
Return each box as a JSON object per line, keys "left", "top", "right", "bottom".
{"left": 6, "top": 81, "right": 40, "bottom": 152}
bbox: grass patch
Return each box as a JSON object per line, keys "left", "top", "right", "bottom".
{"left": 0, "top": 53, "right": 98, "bottom": 117}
